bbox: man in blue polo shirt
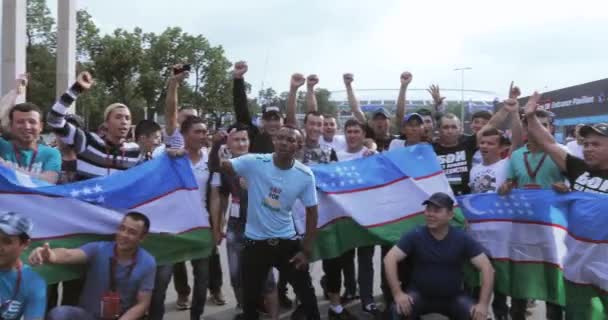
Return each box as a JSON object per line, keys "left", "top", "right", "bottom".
{"left": 0, "top": 212, "right": 46, "bottom": 320}
{"left": 220, "top": 125, "right": 320, "bottom": 320}
{"left": 384, "top": 192, "right": 495, "bottom": 320}
{"left": 29, "top": 212, "right": 156, "bottom": 320}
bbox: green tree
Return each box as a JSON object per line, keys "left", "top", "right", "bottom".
{"left": 315, "top": 88, "right": 338, "bottom": 116}
{"left": 25, "top": 0, "right": 56, "bottom": 112}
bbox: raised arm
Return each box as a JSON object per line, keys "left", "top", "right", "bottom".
{"left": 0, "top": 74, "right": 28, "bottom": 132}
{"left": 395, "top": 72, "right": 413, "bottom": 129}
{"left": 427, "top": 84, "right": 446, "bottom": 121}
{"left": 286, "top": 73, "right": 305, "bottom": 126}
{"left": 343, "top": 73, "right": 366, "bottom": 123}
{"left": 524, "top": 92, "right": 568, "bottom": 172}
{"left": 232, "top": 61, "right": 252, "bottom": 125}
{"left": 165, "top": 65, "right": 189, "bottom": 137}
{"left": 47, "top": 72, "right": 94, "bottom": 153}
{"left": 305, "top": 74, "right": 319, "bottom": 113}
{"left": 470, "top": 253, "right": 495, "bottom": 320}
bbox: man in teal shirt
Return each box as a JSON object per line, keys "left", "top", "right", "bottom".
{"left": 0, "top": 103, "right": 60, "bottom": 184}
{"left": 0, "top": 212, "right": 47, "bottom": 320}
{"left": 498, "top": 109, "right": 565, "bottom": 320}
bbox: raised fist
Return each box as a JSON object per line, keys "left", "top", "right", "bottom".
{"left": 343, "top": 73, "right": 354, "bottom": 86}
{"left": 15, "top": 73, "right": 29, "bottom": 95}
{"left": 233, "top": 61, "right": 248, "bottom": 79}
{"left": 77, "top": 71, "right": 94, "bottom": 90}
{"left": 509, "top": 81, "right": 521, "bottom": 99}
{"left": 306, "top": 74, "right": 319, "bottom": 88}
{"left": 524, "top": 91, "right": 542, "bottom": 117}
{"left": 290, "top": 73, "right": 306, "bottom": 89}
{"left": 171, "top": 64, "right": 190, "bottom": 82}
{"left": 400, "top": 72, "right": 413, "bottom": 86}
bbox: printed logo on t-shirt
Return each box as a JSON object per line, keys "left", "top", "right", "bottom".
{"left": 471, "top": 170, "right": 498, "bottom": 193}
{"left": 0, "top": 299, "right": 23, "bottom": 319}
{"left": 300, "top": 146, "right": 332, "bottom": 165}
{"left": 263, "top": 186, "right": 282, "bottom": 211}
{"left": 437, "top": 151, "right": 469, "bottom": 183}
{"left": 573, "top": 172, "right": 608, "bottom": 194}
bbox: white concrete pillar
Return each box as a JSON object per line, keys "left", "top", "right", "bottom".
{"left": 56, "top": 0, "right": 77, "bottom": 111}
{"left": 1, "top": 0, "right": 27, "bottom": 103}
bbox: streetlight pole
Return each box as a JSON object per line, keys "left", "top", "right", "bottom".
{"left": 454, "top": 67, "right": 472, "bottom": 127}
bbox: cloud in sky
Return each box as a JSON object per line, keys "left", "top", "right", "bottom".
{"left": 46, "top": 0, "right": 608, "bottom": 100}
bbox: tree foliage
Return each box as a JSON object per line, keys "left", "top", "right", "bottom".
{"left": 25, "top": 0, "right": 237, "bottom": 130}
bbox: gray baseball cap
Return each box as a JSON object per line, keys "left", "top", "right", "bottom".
{"left": 0, "top": 212, "right": 33, "bottom": 238}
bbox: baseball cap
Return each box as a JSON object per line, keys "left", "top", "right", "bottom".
{"left": 580, "top": 123, "right": 608, "bottom": 138}
{"left": 402, "top": 113, "right": 423, "bottom": 126}
{"left": 421, "top": 192, "right": 454, "bottom": 210}
{"left": 262, "top": 105, "right": 282, "bottom": 120}
{"left": 0, "top": 212, "right": 33, "bottom": 238}
{"left": 372, "top": 107, "right": 390, "bottom": 119}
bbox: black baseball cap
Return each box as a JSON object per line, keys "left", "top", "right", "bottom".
{"left": 262, "top": 105, "right": 282, "bottom": 120}
{"left": 422, "top": 192, "right": 454, "bottom": 210}
{"left": 580, "top": 123, "right": 608, "bottom": 138}
{"left": 372, "top": 107, "right": 390, "bottom": 119}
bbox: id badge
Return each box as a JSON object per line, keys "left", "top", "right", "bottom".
{"left": 100, "top": 291, "right": 121, "bottom": 320}
{"left": 230, "top": 202, "right": 240, "bottom": 218}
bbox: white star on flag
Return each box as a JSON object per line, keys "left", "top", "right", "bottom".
{"left": 340, "top": 181, "right": 345, "bottom": 186}
{"left": 350, "top": 166, "right": 355, "bottom": 170}
{"left": 93, "top": 184, "right": 103, "bottom": 193}
{"left": 70, "top": 189, "right": 80, "bottom": 197}
{"left": 97, "top": 195, "right": 105, "bottom": 203}
{"left": 82, "top": 187, "right": 92, "bottom": 195}
{"left": 336, "top": 167, "right": 342, "bottom": 172}
{"left": 357, "top": 179, "right": 363, "bottom": 184}
{"left": 348, "top": 179, "right": 354, "bottom": 184}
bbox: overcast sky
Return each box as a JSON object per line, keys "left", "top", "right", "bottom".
{"left": 46, "top": 0, "right": 608, "bottom": 100}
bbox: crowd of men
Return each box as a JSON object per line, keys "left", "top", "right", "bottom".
{"left": 0, "top": 61, "right": 607, "bottom": 320}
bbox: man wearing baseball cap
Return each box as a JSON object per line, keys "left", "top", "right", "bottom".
{"left": 0, "top": 212, "right": 47, "bottom": 320}
{"left": 383, "top": 193, "right": 494, "bottom": 320}
{"left": 388, "top": 113, "right": 426, "bottom": 150}
{"left": 524, "top": 92, "right": 608, "bottom": 194}
{"left": 233, "top": 61, "right": 284, "bottom": 154}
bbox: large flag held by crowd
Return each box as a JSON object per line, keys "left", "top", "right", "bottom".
{"left": 459, "top": 189, "right": 608, "bottom": 318}
{"left": 0, "top": 145, "right": 606, "bottom": 317}
{"left": 0, "top": 155, "right": 211, "bottom": 284}
{"left": 294, "top": 143, "right": 465, "bottom": 258}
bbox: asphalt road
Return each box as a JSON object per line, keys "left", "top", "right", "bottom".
{"left": 161, "top": 243, "right": 546, "bottom": 320}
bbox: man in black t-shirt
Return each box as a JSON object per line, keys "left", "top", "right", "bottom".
{"left": 232, "top": 61, "right": 281, "bottom": 154}
{"left": 524, "top": 92, "right": 608, "bottom": 194}
{"left": 433, "top": 113, "right": 477, "bottom": 195}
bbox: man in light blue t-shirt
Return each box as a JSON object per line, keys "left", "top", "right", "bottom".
{"left": 220, "top": 125, "right": 321, "bottom": 320}
{"left": 0, "top": 212, "right": 47, "bottom": 320}
{"left": 0, "top": 103, "right": 60, "bottom": 184}
{"left": 29, "top": 212, "right": 156, "bottom": 320}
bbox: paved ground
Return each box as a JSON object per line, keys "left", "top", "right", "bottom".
{"left": 163, "top": 244, "right": 546, "bottom": 320}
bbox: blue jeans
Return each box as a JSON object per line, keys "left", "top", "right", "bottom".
{"left": 390, "top": 288, "right": 474, "bottom": 320}
{"left": 47, "top": 305, "right": 96, "bottom": 320}
{"left": 147, "top": 258, "right": 209, "bottom": 320}
{"left": 148, "top": 264, "right": 174, "bottom": 320}
{"left": 226, "top": 219, "right": 276, "bottom": 306}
